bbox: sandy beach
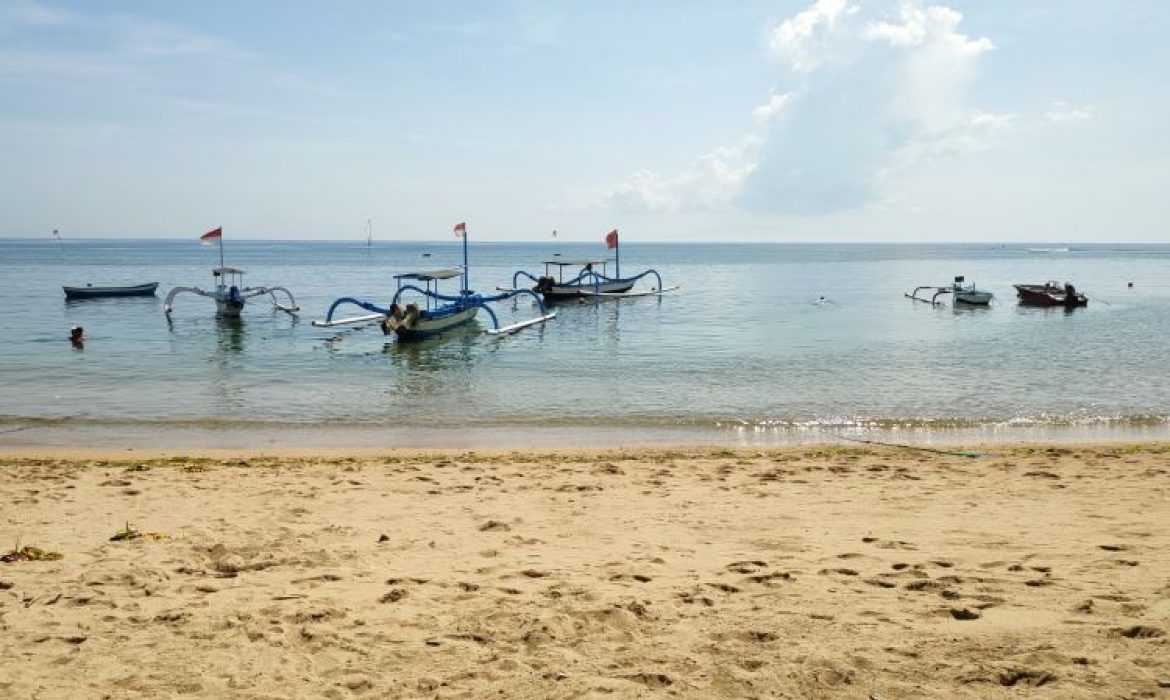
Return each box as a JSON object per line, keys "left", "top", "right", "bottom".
{"left": 1, "top": 443, "right": 1167, "bottom": 699}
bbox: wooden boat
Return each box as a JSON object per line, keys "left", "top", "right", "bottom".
{"left": 1014, "top": 281, "right": 1088, "bottom": 307}
{"left": 165, "top": 230, "right": 298, "bottom": 318}
{"left": 313, "top": 224, "right": 555, "bottom": 341}
{"left": 509, "top": 230, "right": 676, "bottom": 303}
{"left": 906, "top": 276, "right": 993, "bottom": 306}
{"left": 165, "top": 267, "right": 298, "bottom": 318}
{"left": 63, "top": 282, "right": 158, "bottom": 300}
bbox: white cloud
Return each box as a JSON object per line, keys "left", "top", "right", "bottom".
{"left": 596, "top": 0, "right": 1005, "bottom": 217}
{"left": 863, "top": 4, "right": 992, "bottom": 56}
{"left": 768, "top": 0, "right": 856, "bottom": 73}
{"left": 598, "top": 139, "right": 759, "bottom": 213}
{"left": 752, "top": 92, "right": 794, "bottom": 125}
{"left": 1045, "top": 101, "right": 1093, "bottom": 124}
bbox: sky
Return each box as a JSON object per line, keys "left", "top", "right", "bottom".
{"left": 1, "top": 0, "right": 1167, "bottom": 242}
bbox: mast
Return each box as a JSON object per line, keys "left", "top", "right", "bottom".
{"left": 366, "top": 219, "right": 372, "bottom": 248}
{"left": 52, "top": 229, "right": 65, "bottom": 261}
{"left": 218, "top": 230, "right": 225, "bottom": 270}
{"left": 462, "top": 223, "right": 470, "bottom": 295}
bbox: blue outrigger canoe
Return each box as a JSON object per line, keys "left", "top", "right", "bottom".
{"left": 313, "top": 226, "right": 555, "bottom": 341}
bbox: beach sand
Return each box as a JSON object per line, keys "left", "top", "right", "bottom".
{"left": 0, "top": 443, "right": 1167, "bottom": 699}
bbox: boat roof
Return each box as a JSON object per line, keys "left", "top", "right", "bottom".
{"left": 213, "top": 267, "right": 244, "bottom": 274}
{"left": 393, "top": 268, "right": 463, "bottom": 281}
{"left": 542, "top": 259, "right": 605, "bottom": 267}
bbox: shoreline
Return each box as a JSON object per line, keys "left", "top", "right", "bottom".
{"left": 1, "top": 443, "right": 1167, "bottom": 698}
{"left": 2, "top": 419, "right": 1169, "bottom": 454}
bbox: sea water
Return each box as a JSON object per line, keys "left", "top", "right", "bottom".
{"left": 1, "top": 238, "right": 1168, "bottom": 447}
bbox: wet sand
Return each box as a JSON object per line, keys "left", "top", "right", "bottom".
{"left": 1, "top": 443, "right": 1167, "bottom": 698}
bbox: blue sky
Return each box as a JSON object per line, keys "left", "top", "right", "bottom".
{"left": 1, "top": 0, "right": 1166, "bottom": 241}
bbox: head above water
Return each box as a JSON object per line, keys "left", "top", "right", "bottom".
{"left": 70, "top": 326, "right": 83, "bottom": 339}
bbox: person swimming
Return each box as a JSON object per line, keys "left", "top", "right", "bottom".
{"left": 70, "top": 326, "right": 84, "bottom": 347}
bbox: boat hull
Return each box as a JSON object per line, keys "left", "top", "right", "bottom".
{"left": 1014, "top": 284, "right": 1088, "bottom": 307}
{"left": 540, "top": 279, "right": 635, "bottom": 302}
{"left": 63, "top": 282, "right": 158, "bottom": 300}
{"left": 216, "top": 298, "right": 246, "bottom": 318}
{"left": 395, "top": 306, "right": 479, "bottom": 342}
{"left": 954, "top": 290, "right": 993, "bottom": 305}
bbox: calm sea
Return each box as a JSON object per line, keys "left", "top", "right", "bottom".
{"left": 2, "top": 238, "right": 1168, "bottom": 448}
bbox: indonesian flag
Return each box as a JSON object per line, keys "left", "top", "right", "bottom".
{"left": 200, "top": 227, "right": 222, "bottom": 245}
{"left": 453, "top": 222, "right": 466, "bottom": 237}
{"left": 605, "top": 229, "right": 618, "bottom": 249}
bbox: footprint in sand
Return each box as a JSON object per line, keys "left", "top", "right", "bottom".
{"left": 725, "top": 560, "right": 768, "bottom": 574}
{"left": 1116, "top": 625, "right": 1164, "bottom": 639}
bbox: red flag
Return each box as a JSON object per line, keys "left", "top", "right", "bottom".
{"left": 605, "top": 229, "right": 618, "bottom": 249}
{"left": 453, "top": 222, "right": 466, "bottom": 237}
{"left": 200, "top": 227, "right": 222, "bottom": 245}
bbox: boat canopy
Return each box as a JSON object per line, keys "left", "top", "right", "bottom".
{"left": 541, "top": 259, "right": 604, "bottom": 267}
{"left": 213, "top": 267, "right": 245, "bottom": 275}
{"left": 393, "top": 268, "right": 463, "bottom": 281}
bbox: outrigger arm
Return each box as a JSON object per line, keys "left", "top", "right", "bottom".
{"left": 904, "top": 285, "right": 952, "bottom": 305}
{"left": 163, "top": 286, "right": 207, "bottom": 314}
{"left": 242, "top": 286, "right": 299, "bottom": 314}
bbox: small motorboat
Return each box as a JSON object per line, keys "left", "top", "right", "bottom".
{"left": 63, "top": 282, "right": 159, "bottom": 300}
{"left": 1014, "top": 281, "right": 1088, "bottom": 307}
{"left": 906, "top": 276, "right": 993, "bottom": 306}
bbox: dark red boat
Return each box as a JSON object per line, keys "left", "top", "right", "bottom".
{"left": 1013, "top": 281, "right": 1088, "bottom": 307}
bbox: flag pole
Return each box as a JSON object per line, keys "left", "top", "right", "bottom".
{"left": 218, "top": 229, "right": 225, "bottom": 269}
{"left": 615, "top": 230, "right": 620, "bottom": 279}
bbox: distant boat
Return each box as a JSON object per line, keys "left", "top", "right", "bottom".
{"left": 63, "top": 282, "right": 158, "bottom": 300}
{"left": 1014, "top": 281, "right": 1088, "bottom": 307}
{"left": 905, "top": 275, "right": 993, "bottom": 306}
{"left": 508, "top": 230, "right": 676, "bottom": 303}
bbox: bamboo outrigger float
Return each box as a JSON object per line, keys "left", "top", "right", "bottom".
{"left": 509, "top": 230, "right": 678, "bottom": 303}
{"left": 312, "top": 223, "right": 556, "bottom": 341}
{"left": 905, "top": 276, "right": 993, "bottom": 306}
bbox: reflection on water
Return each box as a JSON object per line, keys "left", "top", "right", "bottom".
{"left": 382, "top": 326, "right": 478, "bottom": 405}
{"left": 216, "top": 317, "right": 246, "bottom": 353}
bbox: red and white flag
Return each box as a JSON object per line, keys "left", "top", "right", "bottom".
{"left": 453, "top": 222, "right": 466, "bottom": 237}
{"left": 200, "top": 227, "right": 222, "bottom": 245}
{"left": 605, "top": 229, "right": 618, "bottom": 249}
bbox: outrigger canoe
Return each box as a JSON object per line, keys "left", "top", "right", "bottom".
{"left": 63, "top": 282, "right": 158, "bottom": 300}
